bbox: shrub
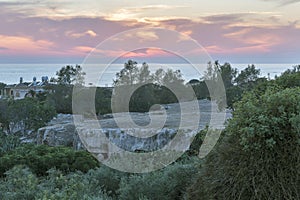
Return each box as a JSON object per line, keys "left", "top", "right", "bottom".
{"left": 0, "top": 165, "right": 39, "bottom": 200}
{"left": 187, "top": 87, "right": 300, "bottom": 200}
{"left": 0, "top": 144, "right": 99, "bottom": 176}
{"left": 37, "top": 169, "right": 113, "bottom": 200}
{"left": 118, "top": 159, "right": 198, "bottom": 200}
{"left": 0, "top": 166, "right": 112, "bottom": 200}
{"left": 0, "top": 133, "right": 21, "bottom": 155}
{"left": 86, "top": 166, "right": 128, "bottom": 197}
{"left": 185, "top": 127, "right": 207, "bottom": 156}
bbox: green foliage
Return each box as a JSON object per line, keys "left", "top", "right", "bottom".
{"left": 226, "top": 77, "right": 269, "bottom": 110}
{"left": 10, "top": 98, "right": 56, "bottom": 131}
{"left": 0, "top": 133, "right": 21, "bottom": 155}
{"left": 193, "top": 61, "right": 239, "bottom": 109}
{"left": 129, "top": 83, "right": 158, "bottom": 112}
{"left": 72, "top": 86, "right": 113, "bottom": 116}
{"left": 118, "top": 160, "right": 198, "bottom": 200}
{"left": 0, "top": 166, "right": 39, "bottom": 200}
{"left": 0, "top": 99, "right": 9, "bottom": 130}
{"left": 186, "top": 127, "right": 207, "bottom": 156}
{"left": 114, "top": 60, "right": 140, "bottom": 86}
{"left": 0, "top": 98, "right": 56, "bottom": 133}
{"left": 203, "top": 61, "right": 237, "bottom": 88}
{"left": 37, "top": 169, "right": 112, "bottom": 200}
{"left": 235, "top": 64, "right": 260, "bottom": 85}
{"left": 230, "top": 87, "right": 300, "bottom": 151}
{"left": 95, "top": 87, "right": 112, "bottom": 115}
{"left": 0, "top": 82, "right": 6, "bottom": 97}
{"left": 46, "top": 84, "right": 73, "bottom": 114}
{"left": 54, "top": 65, "right": 86, "bottom": 85}
{"left": 201, "top": 62, "right": 264, "bottom": 110}
{"left": 187, "top": 87, "right": 300, "bottom": 200}
{"left": 0, "top": 158, "right": 199, "bottom": 200}
{"left": 275, "top": 65, "right": 300, "bottom": 88}
{"left": 188, "top": 80, "right": 209, "bottom": 100}
{"left": 0, "top": 82, "right": 6, "bottom": 89}
{"left": 0, "top": 144, "right": 99, "bottom": 176}
{"left": 218, "top": 62, "right": 238, "bottom": 89}
{"left": 86, "top": 166, "right": 128, "bottom": 196}
{"left": 113, "top": 60, "right": 189, "bottom": 113}
{"left": 0, "top": 166, "right": 112, "bottom": 200}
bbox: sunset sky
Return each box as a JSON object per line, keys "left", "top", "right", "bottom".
{"left": 0, "top": 0, "right": 300, "bottom": 64}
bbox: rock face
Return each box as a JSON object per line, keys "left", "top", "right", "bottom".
{"left": 36, "top": 114, "right": 83, "bottom": 150}
{"left": 78, "top": 127, "right": 179, "bottom": 152}
{"left": 37, "top": 123, "right": 82, "bottom": 149}
{"left": 37, "top": 100, "right": 232, "bottom": 152}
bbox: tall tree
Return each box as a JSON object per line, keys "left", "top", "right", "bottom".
{"left": 55, "top": 65, "right": 86, "bottom": 85}
{"left": 203, "top": 61, "right": 237, "bottom": 89}
{"left": 0, "top": 98, "right": 56, "bottom": 134}
{"left": 218, "top": 62, "right": 237, "bottom": 89}
{"left": 114, "top": 60, "right": 139, "bottom": 86}
{"left": 235, "top": 64, "right": 260, "bottom": 86}
{"left": 113, "top": 60, "right": 187, "bottom": 112}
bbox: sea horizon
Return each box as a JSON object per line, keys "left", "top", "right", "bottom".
{"left": 0, "top": 63, "right": 298, "bottom": 86}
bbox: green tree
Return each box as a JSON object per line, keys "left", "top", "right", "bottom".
{"left": 0, "top": 144, "right": 99, "bottom": 177}
{"left": 235, "top": 64, "right": 260, "bottom": 86}
{"left": 0, "top": 82, "right": 6, "bottom": 96}
{"left": 218, "top": 62, "right": 237, "bottom": 89}
{"left": 95, "top": 87, "right": 112, "bottom": 115}
{"left": 46, "top": 84, "right": 73, "bottom": 114}
{"left": 137, "top": 62, "right": 152, "bottom": 83}
{"left": 113, "top": 60, "right": 187, "bottom": 112}
{"left": 275, "top": 65, "right": 300, "bottom": 88}
{"left": 202, "top": 61, "right": 237, "bottom": 109}
{"left": 0, "top": 166, "right": 39, "bottom": 200}
{"left": 188, "top": 87, "right": 300, "bottom": 200}
{"left": 129, "top": 84, "right": 157, "bottom": 112}
{"left": 203, "top": 61, "right": 218, "bottom": 81}
{"left": 114, "top": 60, "right": 139, "bottom": 86}
{"left": 7, "top": 98, "right": 56, "bottom": 133}
{"left": 0, "top": 100, "right": 9, "bottom": 131}
{"left": 0, "top": 133, "right": 21, "bottom": 155}
{"left": 55, "top": 65, "right": 86, "bottom": 85}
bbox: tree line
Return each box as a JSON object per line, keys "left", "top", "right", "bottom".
{"left": 0, "top": 60, "right": 298, "bottom": 134}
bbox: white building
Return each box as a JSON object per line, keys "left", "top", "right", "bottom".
{"left": 2, "top": 77, "right": 49, "bottom": 100}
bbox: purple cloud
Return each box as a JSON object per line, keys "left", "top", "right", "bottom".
{"left": 0, "top": 3, "right": 299, "bottom": 63}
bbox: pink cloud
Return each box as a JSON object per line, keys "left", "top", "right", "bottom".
{"left": 0, "top": 35, "right": 54, "bottom": 55}
{"left": 0, "top": 9, "right": 300, "bottom": 63}
{"left": 121, "top": 48, "right": 171, "bottom": 58}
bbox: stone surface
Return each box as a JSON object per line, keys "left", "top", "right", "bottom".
{"left": 36, "top": 123, "right": 83, "bottom": 149}
{"left": 36, "top": 100, "right": 232, "bottom": 152}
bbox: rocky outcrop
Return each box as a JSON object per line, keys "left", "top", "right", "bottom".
{"left": 36, "top": 114, "right": 83, "bottom": 150}
{"left": 36, "top": 123, "right": 83, "bottom": 149}
{"left": 37, "top": 100, "right": 232, "bottom": 152}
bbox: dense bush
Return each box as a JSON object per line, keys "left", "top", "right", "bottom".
{"left": 275, "top": 65, "right": 300, "bottom": 88}
{"left": 46, "top": 84, "right": 73, "bottom": 114}
{"left": 0, "top": 144, "right": 99, "bottom": 176}
{"left": 0, "top": 157, "right": 200, "bottom": 200}
{"left": 86, "top": 166, "right": 129, "bottom": 196}
{"left": 0, "top": 98, "right": 56, "bottom": 133}
{"left": 118, "top": 158, "right": 199, "bottom": 200}
{"left": 187, "top": 87, "right": 300, "bottom": 200}
{"left": 0, "top": 166, "right": 112, "bottom": 200}
{"left": 0, "top": 166, "right": 39, "bottom": 200}
{"left": 0, "top": 133, "right": 21, "bottom": 155}
{"left": 185, "top": 127, "right": 207, "bottom": 156}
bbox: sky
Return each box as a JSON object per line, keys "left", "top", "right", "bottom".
{"left": 0, "top": 0, "right": 300, "bottom": 64}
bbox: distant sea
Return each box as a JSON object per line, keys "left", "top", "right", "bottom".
{"left": 0, "top": 63, "right": 297, "bottom": 87}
